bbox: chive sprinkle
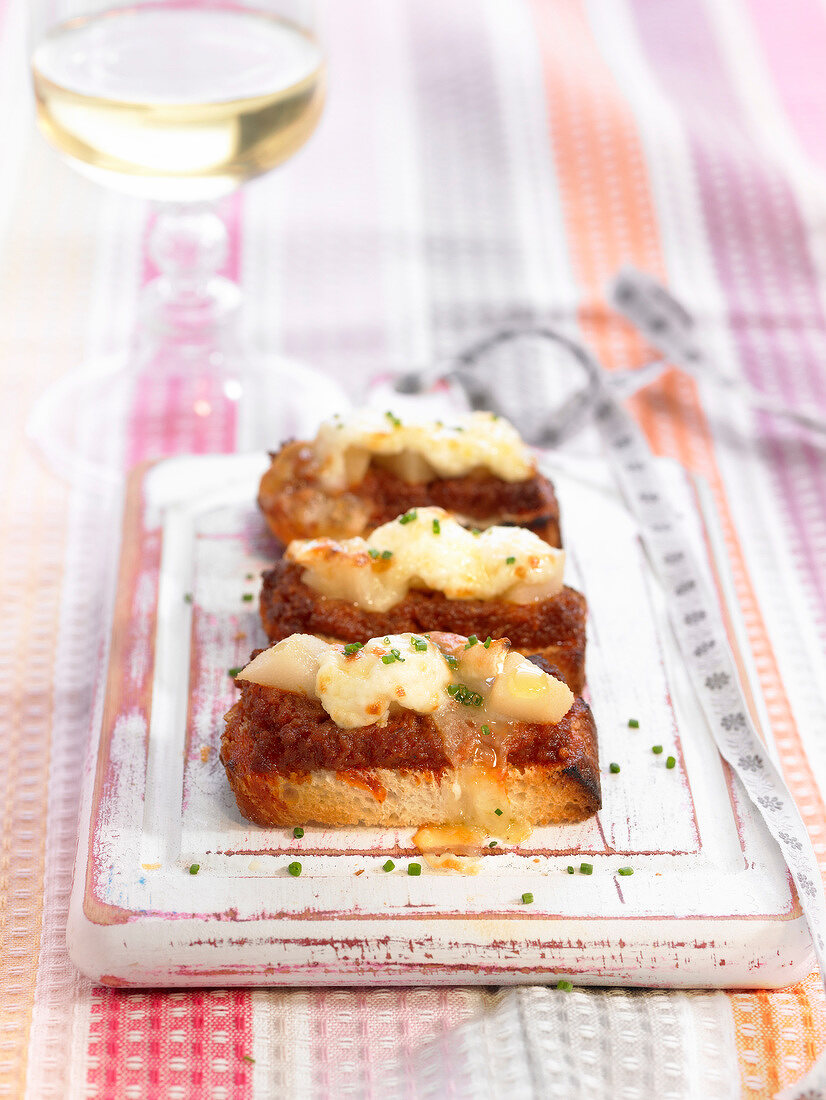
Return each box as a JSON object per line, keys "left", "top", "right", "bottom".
{"left": 183, "top": 592, "right": 193, "bottom": 604}
{"left": 488, "top": 841, "right": 498, "bottom": 848}
{"left": 628, "top": 718, "right": 640, "bottom": 728}
{"left": 609, "top": 762, "right": 621, "bottom": 774}
{"left": 652, "top": 745, "right": 663, "bottom": 755}
{"left": 245, "top": 573, "right": 254, "bottom": 580}
{"left": 494, "top": 808, "right": 503, "bottom": 816}
{"left": 471, "top": 527, "right": 481, "bottom": 536}
{"left": 432, "top": 518, "right": 441, "bottom": 535}
{"left": 390, "top": 647, "right": 405, "bottom": 662}
{"left": 481, "top": 725, "right": 491, "bottom": 736}
{"left": 242, "top": 593, "right": 254, "bottom": 602}
{"left": 228, "top": 667, "right": 242, "bottom": 678}
{"left": 288, "top": 861, "right": 302, "bottom": 877}
{"left": 381, "top": 550, "right": 393, "bottom": 560}
{"left": 506, "top": 556, "right": 516, "bottom": 565}
{"left": 483, "top": 636, "right": 492, "bottom": 648}
{"left": 368, "top": 548, "right": 380, "bottom": 559}
{"left": 344, "top": 642, "right": 363, "bottom": 656}
{"left": 189, "top": 863, "right": 199, "bottom": 875}
{"left": 411, "top": 637, "right": 427, "bottom": 652}
{"left": 580, "top": 862, "right": 593, "bottom": 875}
{"left": 381, "top": 654, "right": 396, "bottom": 665}
{"left": 293, "top": 827, "right": 304, "bottom": 839}
{"left": 556, "top": 980, "right": 573, "bottom": 992}
{"left": 465, "top": 635, "right": 478, "bottom": 648}
{"left": 383, "top": 859, "right": 395, "bottom": 872}
{"left": 666, "top": 756, "right": 676, "bottom": 769}
{"left": 399, "top": 510, "right": 417, "bottom": 524}
{"left": 385, "top": 410, "right": 401, "bottom": 427}
{"left": 521, "top": 892, "right": 534, "bottom": 904}
{"left": 567, "top": 866, "right": 575, "bottom": 874}
{"left": 618, "top": 867, "right": 634, "bottom": 876}
{"left": 444, "top": 655, "right": 459, "bottom": 669}
{"left": 242, "top": 1055, "right": 256, "bottom": 1063}
{"left": 407, "top": 863, "right": 422, "bottom": 876}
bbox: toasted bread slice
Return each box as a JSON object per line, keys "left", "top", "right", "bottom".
{"left": 259, "top": 560, "right": 587, "bottom": 694}
{"left": 258, "top": 441, "right": 561, "bottom": 548}
{"left": 221, "top": 637, "right": 600, "bottom": 830}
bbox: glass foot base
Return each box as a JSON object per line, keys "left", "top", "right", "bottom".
{"left": 27, "top": 353, "right": 349, "bottom": 491}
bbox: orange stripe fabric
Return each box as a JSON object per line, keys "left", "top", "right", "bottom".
{"left": 529, "top": 1, "right": 825, "bottom": 1095}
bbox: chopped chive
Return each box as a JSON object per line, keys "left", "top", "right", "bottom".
{"left": 242, "top": 593, "right": 254, "bottom": 602}
{"left": 618, "top": 867, "right": 634, "bottom": 876}
{"left": 628, "top": 718, "right": 639, "bottom": 729}
{"left": 652, "top": 745, "right": 663, "bottom": 755}
{"left": 390, "top": 648, "right": 405, "bottom": 662}
{"left": 242, "top": 1054, "right": 256, "bottom": 1064}
{"left": 188, "top": 863, "right": 199, "bottom": 875}
{"left": 666, "top": 756, "right": 676, "bottom": 769}
{"left": 411, "top": 637, "right": 428, "bottom": 652}
{"left": 293, "top": 827, "right": 304, "bottom": 839}
{"left": 343, "top": 642, "right": 363, "bottom": 656}
{"left": 609, "top": 762, "right": 621, "bottom": 774}
{"left": 407, "top": 863, "right": 422, "bottom": 876}
{"left": 580, "top": 862, "right": 593, "bottom": 875}
{"left": 494, "top": 808, "right": 503, "bottom": 816}
{"left": 288, "top": 861, "right": 302, "bottom": 877}
{"left": 399, "top": 510, "right": 418, "bottom": 524}
{"left": 481, "top": 725, "right": 491, "bottom": 736}
{"left": 385, "top": 410, "right": 401, "bottom": 427}
{"left": 368, "top": 548, "right": 380, "bottom": 559}
{"left": 483, "top": 636, "right": 492, "bottom": 648}
{"left": 228, "top": 667, "right": 243, "bottom": 678}
{"left": 470, "top": 527, "right": 482, "bottom": 536}
{"left": 383, "top": 859, "right": 395, "bottom": 872}
{"left": 245, "top": 573, "right": 254, "bottom": 580}
{"left": 488, "top": 841, "right": 498, "bottom": 848}
{"left": 447, "top": 684, "right": 459, "bottom": 696}
{"left": 432, "top": 518, "right": 441, "bottom": 535}
{"left": 183, "top": 592, "right": 193, "bottom": 604}
{"left": 444, "top": 655, "right": 459, "bottom": 669}
{"left": 381, "top": 550, "right": 393, "bottom": 560}
{"left": 556, "top": 980, "right": 573, "bottom": 992}
{"left": 521, "top": 892, "right": 534, "bottom": 904}
{"left": 381, "top": 654, "right": 395, "bottom": 665}
{"left": 465, "top": 635, "right": 478, "bottom": 648}
{"left": 506, "top": 556, "right": 516, "bottom": 565}
{"left": 567, "top": 866, "right": 575, "bottom": 874}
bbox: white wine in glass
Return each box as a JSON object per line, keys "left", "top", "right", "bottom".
{"left": 28, "top": 1, "right": 345, "bottom": 487}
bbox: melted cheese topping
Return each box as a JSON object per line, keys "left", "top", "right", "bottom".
{"left": 287, "top": 507, "right": 565, "bottom": 612}
{"left": 238, "top": 631, "right": 574, "bottom": 732}
{"left": 312, "top": 409, "right": 535, "bottom": 490}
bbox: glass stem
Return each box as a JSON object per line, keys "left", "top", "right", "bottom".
{"left": 139, "top": 202, "right": 242, "bottom": 357}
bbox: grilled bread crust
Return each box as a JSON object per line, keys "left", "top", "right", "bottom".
{"left": 258, "top": 441, "right": 562, "bottom": 548}
{"left": 259, "top": 560, "right": 587, "bottom": 694}
{"left": 221, "top": 682, "right": 600, "bottom": 828}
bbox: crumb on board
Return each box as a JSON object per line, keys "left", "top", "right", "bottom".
{"left": 199, "top": 745, "right": 212, "bottom": 763}
{"left": 234, "top": 631, "right": 248, "bottom": 642}
{"left": 354, "top": 869, "right": 365, "bottom": 876}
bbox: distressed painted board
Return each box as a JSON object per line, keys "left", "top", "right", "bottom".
{"left": 67, "top": 453, "right": 813, "bottom": 988}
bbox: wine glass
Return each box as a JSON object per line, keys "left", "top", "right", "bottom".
{"left": 27, "top": 0, "right": 347, "bottom": 488}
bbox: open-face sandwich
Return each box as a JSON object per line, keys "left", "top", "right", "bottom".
{"left": 259, "top": 507, "right": 587, "bottom": 693}
{"left": 258, "top": 409, "right": 561, "bottom": 547}
{"left": 221, "top": 631, "right": 600, "bottom": 834}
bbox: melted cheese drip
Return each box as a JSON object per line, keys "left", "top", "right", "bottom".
{"left": 312, "top": 409, "right": 535, "bottom": 490}
{"left": 287, "top": 507, "right": 565, "bottom": 612}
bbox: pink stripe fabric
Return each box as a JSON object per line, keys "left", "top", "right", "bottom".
{"left": 97, "top": 193, "right": 252, "bottom": 1100}
{"left": 630, "top": 0, "right": 826, "bottom": 646}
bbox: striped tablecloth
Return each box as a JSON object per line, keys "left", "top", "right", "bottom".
{"left": 2, "top": 1, "right": 825, "bottom": 1096}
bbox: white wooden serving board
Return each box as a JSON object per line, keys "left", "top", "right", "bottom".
{"left": 68, "top": 453, "right": 813, "bottom": 988}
